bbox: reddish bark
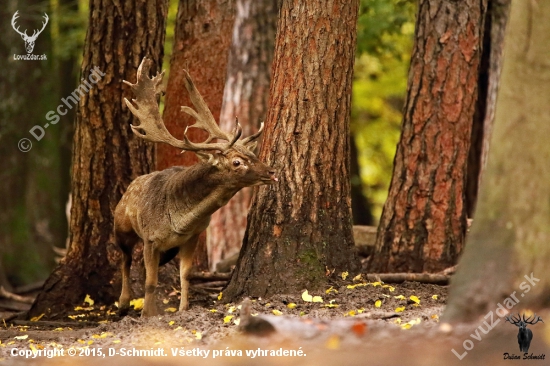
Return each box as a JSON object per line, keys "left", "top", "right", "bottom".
{"left": 368, "top": 0, "right": 488, "bottom": 273}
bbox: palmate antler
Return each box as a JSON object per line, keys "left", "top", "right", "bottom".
{"left": 123, "top": 58, "right": 263, "bottom": 152}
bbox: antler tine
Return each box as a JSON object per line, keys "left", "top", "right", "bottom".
{"left": 525, "top": 313, "right": 544, "bottom": 325}
{"left": 240, "top": 121, "right": 265, "bottom": 146}
{"left": 11, "top": 11, "right": 28, "bottom": 37}
{"left": 181, "top": 70, "right": 234, "bottom": 143}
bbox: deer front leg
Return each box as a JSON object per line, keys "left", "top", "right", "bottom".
{"left": 142, "top": 241, "right": 160, "bottom": 317}
{"left": 179, "top": 234, "right": 200, "bottom": 311}
{"left": 118, "top": 248, "right": 132, "bottom": 315}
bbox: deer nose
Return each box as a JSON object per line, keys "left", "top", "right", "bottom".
{"left": 269, "top": 169, "right": 278, "bottom": 182}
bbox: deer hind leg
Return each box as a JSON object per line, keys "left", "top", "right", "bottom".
{"left": 142, "top": 241, "right": 160, "bottom": 317}
{"left": 116, "top": 232, "right": 137, "bottom": 316}
{"left": 179, "top": 234, "right": 200, "bottom": 311}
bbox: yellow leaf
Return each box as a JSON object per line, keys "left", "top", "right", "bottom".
{"left": 299, "top": 311, "right": 305, "bottom": 316}
{"left": 130, "top": 298, "right": 144, "bottom": 310}
{"left": 325, "top": 335, "right": 340, "bottom": 350}
{"left": 162, "top": 299, "right": 169, "bottom": 304}
{"left": 302, "top": 290, "right": 313, "bottom": 302}
{"left": 168, "top": 321, "right": 175, "bottom": 326}
{"left": 218, "top": 292, "right": 223, "bottom": 300}
{"left": 87, "top": 340, "right": 94, "bottom": 345}
{"left": 371, "top": 282, "right": 382, "bottom": 287}
{"left": 29, "top": 344, "right": 37, "bottom": 352}
{"left": 382, "top": 285, "right": 395, "bottom": 292}
{"left": 357, "top": 308, "right": 365, "bottom": 314}
{"left": 195, "top": 332, "right": 202, "bottom": 340}
{"left": 394, "top": 318, "right": 402, "bottom": 324}
{"left": 14, "top": 335, "right": 28, "bottom": 340}
{"left": 112, "top": 340, "right": 121, "bottom": 344}
{"left": 341, "top": 271, "right": 349, "bottom": 280}
{"left": 431, "top": 314, "right": 439, "bottom": 321}
{"left": 165, "top": 308, "right": 177, "bottom": 313}
{"left": 228, "top": 306, "right": 237, "bottom": 313}
{"left": 54, "top": 328, "right": 63, "bottom": 331}
{"left": 233, "top": 318, "right": 240, "bottom": 326}
{"left": 74, "top": 306, "right": 93, "bottom": 311}
{"left": 30, "top": 314, "right": 45, "bottom": 322}
{"left": 325, "top": 286, "right": 338, "bottom": 294}
{"left": 272, "top": 310, "right": 283, "bottom": 316}
{"left": 353, "top": 274, "right": 362, "bottom": 282}
{"left": 395, "top": 306, "right": 405, "bottom": 313}
{"left": 409, "top": 295, "right": 420, "bottom": 304}
{"left": 84, "top": 294, "right": 94, "bottom": 306}
{"left": 174, "top": 326, "right": 182, "bottom": 331}
{"left": 312, "top": 296, "right": 323, "bottom": 303}
{"left": 394, "top": 295, "right": 405, "bottom": 300}
{"left": 375, "top": 300, "right": 382, "bottom": 308}
{"left": 324, "top": 301, "right": 339, "bottom": 308}
{"left": 346, "top": 283, "right": 367, "bottom": 289}
{"left": 345, "top": 310, "right": 356, "bottom": 317}
{"left": 209, "top": 309, "right": 218, "bottom": 313}
{"left": 432, "top": 295, "right": 438, "bottom": 300}
{"left": 401, "top": 323, "right": 412, "bottom": 330}
{"left": 287, "top": 303, "right": 297, "bottom": 309}
{"left": 223, "top": 315, "right": 234, "bottom": 324}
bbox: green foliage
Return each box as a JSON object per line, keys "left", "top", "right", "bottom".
{"left": 352, "top": 0, "right": 416, "bottom": 221}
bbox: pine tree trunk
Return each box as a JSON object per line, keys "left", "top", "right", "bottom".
{"left": 29, "top": 0, "right": 167, "bottom": 317}
{"left": 444, "top": 0, "right": 550, "bottom": 322}
{"left": 224, "top": 0, "right": 360, "bottom": 301}
{"left": 207, "top": 0, "right": 278, "bottom": 271}
{"left": 367, "top": 0, "right": 488, "bottom": 273}
{"left": 160, "top": 0, "right": 235, "bottom": 271}
{"left": 465, "top": 0, "right": 511, "bottom": 218}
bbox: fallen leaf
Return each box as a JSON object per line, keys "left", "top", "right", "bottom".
{"left": 228, "top": 306, "right": 237, "bottom": 313}
{"left": 174, "top": 326, "right": 182, "bottom": 331}
{"left": 341, "top": 271, "right": 349, "bottom": 280}
{"left": 218, "top": 292, "right": 223, "bottom": 300}
{"left": 375, "top": 300, "right": 382, "bottom": 308}
{"left": 84, "top": 294, "right": 94, "bottom": 306}
{"left": 14, "top": 335, "right": 28, "bottom": 340}
{"left": 165, "top": 308, "right": 177, "bottom": 313}
{"left": 163, "top": 299, "right": 169, "bottom": 304}
{"left": 302, "top": 290, "right": 313, "bottom": 302}
{"left": 432, "top": 295, "right": 438, "bottom": 300}
{"left": 272, "top": 310, "right": 283, "bottom": 316}
{"left": 431, "top": 314, "right": 439, "bottom": 321}
{"left": 287, "top": 303, "right": 297, "bottom": 309}
{"left": 371, "top": 282, "right": 382, "bottom": 287}
{"left": 130, "top": 298, "right": 144, "bottom": 310}
{"left": 30, "top": 314, "right": 45, "bottom": 322}
{"left": 325, "top": 286, "right": 338, "bottom": 294}
{"left": 325, "top": 335, "right": 340, "bottom": 350}
{"left": 223, "top": 315, "right": 234, "bottom": 324}
{"left": 353, "top": 274, "right": 362, "bottom": 282}
{"left": 168, "top": 321, "right": 175, "bottom": 326}
{"left": 74, "top": 306, "right": 93, "bottom": 311}
{"left": 209, "top": 309, "right": 218, "bottom": 313}
{"left": 394, "top": 295, "right": 405, "bottom": 300}
{"left": 409, "top": 295, "right": 420, "bottom": 304}
{"left": 351, "top": 322, "right": 367, "bottom": 336}
{"left": 344, "top": 310, "right": 356, "bottom": 317}
{"left": 112, "top": 340, "right": 121, "bottom": 344}
{"left": 233, "top": 318, "right": 240, "bottom": 326}
{"left": 395, "top": 306, "right": 405, "bottom": 313}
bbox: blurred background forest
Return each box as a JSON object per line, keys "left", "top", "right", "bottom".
{"left": 0, "top": 0, "right": 415, "bottom": 287}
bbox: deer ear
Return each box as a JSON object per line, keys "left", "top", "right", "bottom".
{"left": 246, "top": 141, "right": 258, "bottom": 153}
{"left": 195, "top": 152, "right": 219, "bottom": 166}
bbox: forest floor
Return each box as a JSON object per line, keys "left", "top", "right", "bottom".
{"left": 1, "top": 272, "right": 549, "bottom": 365}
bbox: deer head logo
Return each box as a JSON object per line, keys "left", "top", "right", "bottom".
{"left": 11, "top": 11, "right": 49, "bottom": 54}
{"left": 505, "top": 313, "right": 544, "bottom": 353}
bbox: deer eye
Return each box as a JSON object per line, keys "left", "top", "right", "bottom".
{"left": 233, "top": 160, "right": 241, "bottom": 167}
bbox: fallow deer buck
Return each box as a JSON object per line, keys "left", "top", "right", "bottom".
{"left": 115, "top": 58, "right": 277, "bottom": 317}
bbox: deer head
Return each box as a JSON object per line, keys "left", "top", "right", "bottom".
{"left": 123, "top": 58, "right": 277, "bottom": 187}
{"left": 11, "top": 11, "right": 49, "bottom": 54}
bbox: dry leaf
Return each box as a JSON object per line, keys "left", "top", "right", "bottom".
{"left": 353, "top": 274, "right": 363, "bottom": 282}
{"left": 84, "top": 294, "right": 94, "bottom": 306}
{"left": 351, "top": 322, "right": 367, "bottom": 336}
{"left": 394, "top": 295, "right": 405, "bottom": 300}
{"left": 375, "top": 300, "right": 382, "bottom": 308}
{"left": 341, "top": 271, "right": 349, "bottom": 280}
{"left": 130, "top": 298, "right": 144, "bottom": 310}
{"left": 218, "top": 292, "right": 223, "bottom": 300}
{"left": 432, "top": 295, "right": 438, "bottom": 300}
{"left": 287, "top": 303, "right": 297, "bottom": 309}
{"left": 325, "top": 286, "right": 338, "bottom": 294}
{"left": 30, "top": 314, "right": 45, "bottom": 322}
{"left": 165, "top": 307, "right": 177, "bottom": 313}
{"left": 168, "top": 321, "right": 175, "bottom": 326}
{"left": 223, "top": 315, "right": 234, "bottom": 324}
{"left": 395, "top": 306, "right": 405, "bottom": 313}
{"left": 272, "top": 310, "right": 283, "bottom": 316}
{"left": 14, "top": 335, "right": 28, "bottom": 340}
{"left": 409, "top": 295, "right": 420, "bottom": 304}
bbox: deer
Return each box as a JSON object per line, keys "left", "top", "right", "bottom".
{"left": 505, "top": 313, "right": 544, "bottom": 352}
{"left": 115, "top": 58, "right": 277, "bottom": 317}
{"left": 11, "top": 11, "right": 49, "bottom": 54}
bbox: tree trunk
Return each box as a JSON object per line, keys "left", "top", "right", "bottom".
{"left": 29, "top": 0, "right": 167, "bottom": 317}
{"left": 367, "top": 0, "right": 487, "bottom": 273}
{"left": 160, "top": 0, "right": 235, "bottom": 271}
{"left": 207, "top": 0, "right": 278, "bottom": 271}
{"left": 465, "top": 0, "right": 511, "bottom": 218}
{"left": 444, "top": 0, "right": 550, "bottom": 322}
{"left": 224, "top": 0, "right": 360, "bottom": 301}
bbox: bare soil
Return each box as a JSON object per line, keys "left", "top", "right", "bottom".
{"left": 1, "top": 274, "right": 549, "bottom": 365}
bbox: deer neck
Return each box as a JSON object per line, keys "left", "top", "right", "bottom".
{"left": 166, "top": 163, "right": 239, "bottom": 234}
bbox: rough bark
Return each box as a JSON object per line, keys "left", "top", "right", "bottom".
{"left": 465, "top": 0, "right": 511, "bottom": 218}
{"left": 367, "top": 0, "right": 488, "bottom": 273}
{"left": 444, "top": 0, "right": 550, "bottom": 321}
{"left": 224, "top": 0, "right": 360, "bottom": 301}
{"left": 207, "top": 0, "right": 278, "bottom": 271}
{"left": 160, "top": 0, "right": 235, "bottom": 270}
{"left": 28, "top": 0, "right": 167, "bottom": 317}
